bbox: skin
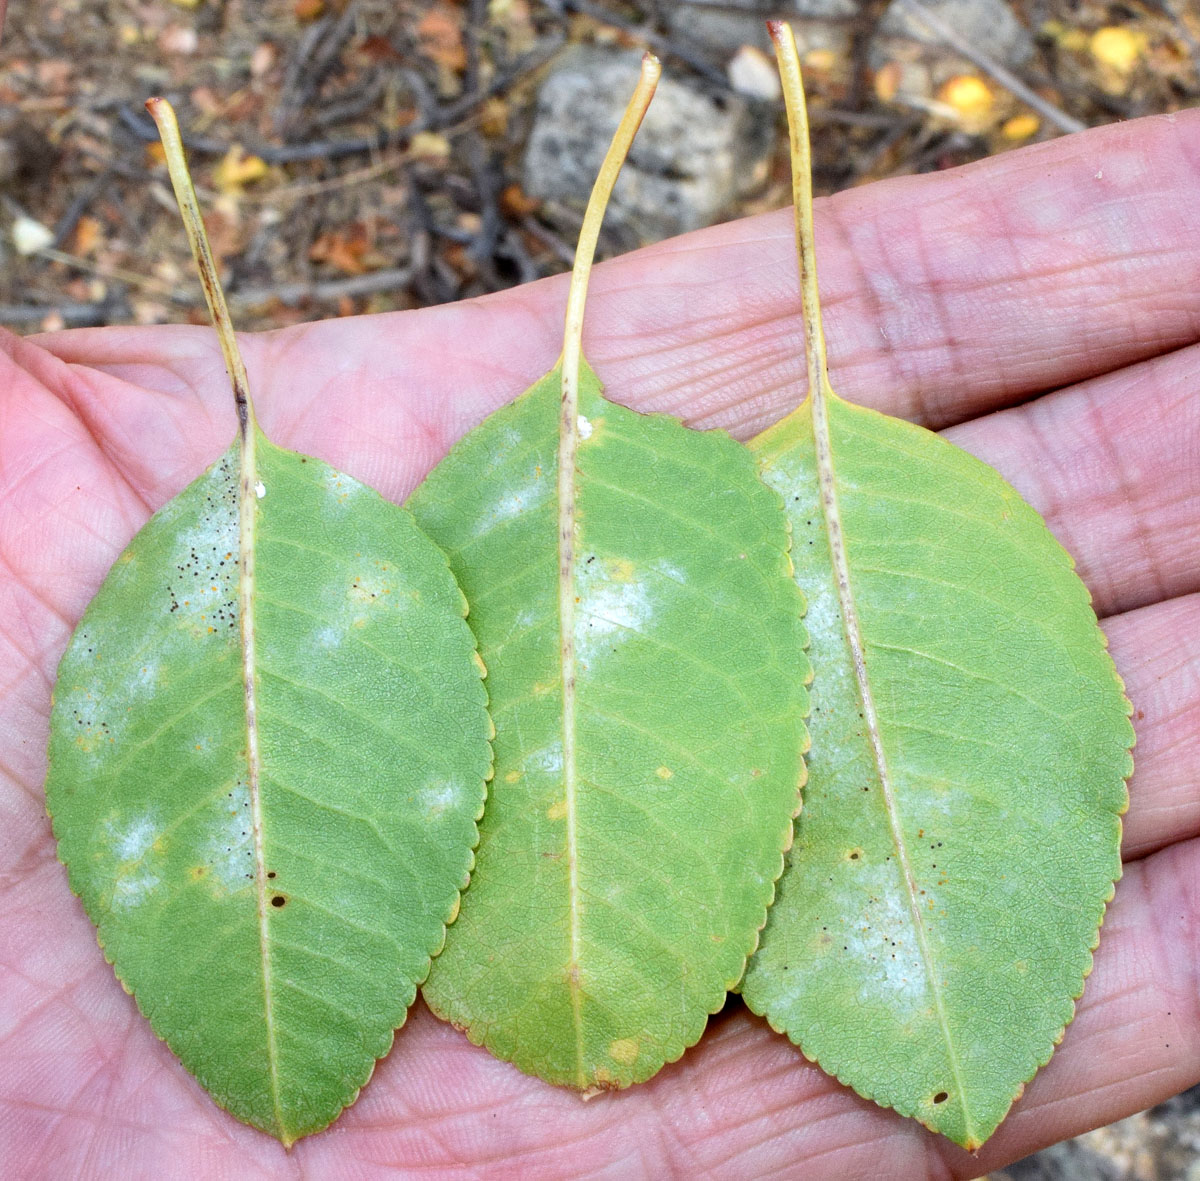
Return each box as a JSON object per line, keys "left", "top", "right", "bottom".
{"left": 0, "top": 110, "right": 1197, "bottom": 1179}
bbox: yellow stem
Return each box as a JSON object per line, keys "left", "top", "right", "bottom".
{"left": 560, "top": 53, "right": 661, "bottom": 386}
{"left": 145, "top": 97, "right": 257, "bottom": 433}
{"left": 768, "top": 22, "right": 831, "bottom": 408}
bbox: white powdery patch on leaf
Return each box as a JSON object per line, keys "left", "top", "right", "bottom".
{"left": 100, "top": 812, "right": 164, "bottom": 912}
{"left": 843, "top": 862, "right": 930, "bottom": 1016}
{"left": 111, "top": 870, "right": 163, "bottom": 912}
{"left": 205, "top": 779, "right": 256, "bottom": 894}
{"left": 575, "top": 559, "right": 654, "bottom": 661}
{"left": 321, "top": 465, "right": 369, "bottom": 510}
{"left": 106, "top": 811, "right": 159, "bottom": 863}
{"left": 418, "top": 779, "right": 464, "bottom": 820}
{"left": 469, "top": 475, "right": 550, "bottom": 540}
{"left": 166, "top": 471, "right": 240, "bottom": 639}
{"left": 525, "top": 740, "right": 564, "bottom": 778}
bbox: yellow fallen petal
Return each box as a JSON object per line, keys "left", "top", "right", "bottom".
{"left": 408, "top": 131, "right": 452, "bottom": 160}
{"left": 874, "top": 61, "right": 902, "bottom": 103}
{"left": 1091, "top": 26, "right": 1143, "bottom": 73}
{"left": 1001, "top": 114, "right": 1040, "bottom": 140}
{"left": 212, "top": 146, "right": 268, "bottom": 196}
{"left": 939, "top": 75, "right": 994, "bottom": 122}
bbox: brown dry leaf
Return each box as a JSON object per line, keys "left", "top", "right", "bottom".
{"left": 418, "top": 4, "right": 467, "bottom": 72}
{"left": 294, "top": 0, "right": 325, "bottom": 20}
{"left": 500, "top": 183, "right": 540, "bottom": 218}
{"left": 72, "top": 215, "right": 103, "bottom": 257}
{"left": 310, "top": 225, "right": 370, "bottom": 275}
{"left": 359, "top": 34, "right": 404, "bottom": 64}
{"left": 191, "top": 86, "right": 222, "bottom": 116}
{"left": 479, "top": 97, "right": 509, "bottom": 137}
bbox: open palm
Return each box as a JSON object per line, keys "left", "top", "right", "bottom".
{"left": 2, "top": 111, "right": 1197, "bottom": 1179}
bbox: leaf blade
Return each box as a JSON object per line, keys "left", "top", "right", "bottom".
{"left": 47, "top": 435, "right": 492, "bottom": 1142}
{"left": 411, "top": 363, "right": 810, "bottom": 1088}
{"left": 742, "top": 347, "right": 1132, "bottom": 1150}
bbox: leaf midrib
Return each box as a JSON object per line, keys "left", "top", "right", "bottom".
{"left": 555, "top": 372, "right": 586, "bottom": 1086}
{"left": 236, "top": 429, "right": 286, "bottom": 1139}
{"left": 810, "top": 387, "right": 975, "bottom": 1142}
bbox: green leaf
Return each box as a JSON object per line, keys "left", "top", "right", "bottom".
{"left": 408, "top": 57, "right": 810, "bottom": 1091}
{"left": 740, "top": 26, "right": 1133, "bottom": 1150}
{"left": 43, "top": 100, "right": 492, "bottom": 1145}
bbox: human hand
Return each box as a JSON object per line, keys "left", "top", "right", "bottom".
{"left": 2, "top": 110, "right": 1197, "bottom": 1178}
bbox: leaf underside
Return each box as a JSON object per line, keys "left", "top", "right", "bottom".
{"left": 46, "top": 432, "right": 492, "bottom": 1144}
{"left": 742, "top": 395, "right": 1133, "bottom": 1148}
{"left": 409, "top": 362, "right": 810, "bottom": 1090}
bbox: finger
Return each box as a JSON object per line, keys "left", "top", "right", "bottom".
{"left": 26, "top": 325, "right": 245, "bottom": 502}
{"left": 32, "top": 320, "right": 457, "bottom": 510}
{"left": 38, "top": 111, "right": 1200, "bottom": 457}
{"left": 943, "top": 340, "right": 1200, "bottom": 619}
{"left": 1105, "top": 594, "right": 1200, "bottom": 861}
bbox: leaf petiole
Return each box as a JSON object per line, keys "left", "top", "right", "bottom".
{"left": 767, "top": 22, "right": 832, "bottom": 412}
{"left": 144, "top": 97, "right": 258, "bottom": 435}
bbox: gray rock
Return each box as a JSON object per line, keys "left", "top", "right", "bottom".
{"left": 523, "top": 48, "right": 774, "bottom": 241}
{"left": 668, "top": 0, "right": 856, "bottom": 57}
{"left": 996, "top": 1139, "right": 1126, "bottom": 1181}
{"left": 997, "top": 1085, "right": 1200, "bottom": 1181}
{"left": 873, "top": 0, "right": 1034, "bottom": 69}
